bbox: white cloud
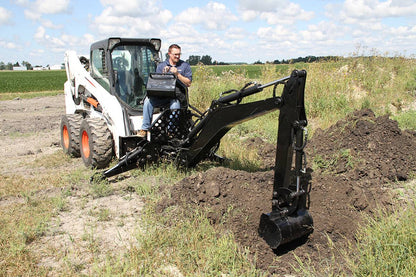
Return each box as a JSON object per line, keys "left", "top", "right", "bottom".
{"left": 238, "top": 0, "right": 314, "bottom": 25}
{"left": 382, "top": 24, "right": 416, "bottom": 49}
{"left": 24, "top": 9, "right": 41, "bottom": 21}
{"left": 0, "top": 7, "right": 13, "bottom": 25}
{"left": 160, "top": 22, "right": 223, "bottom": 54}
{"left": 100, "top": 0, "right": 162, "bottom": 17}
{"left": 176, "top": 2, "right": 237, "bottom": 30}
{"left": 22, "top": 0, "right": 70, "bottom": 20}
{"left": 323, "top": 0, "right": 416, "bottom": 52}
{"left": 260, "top": 3, "right": 314, "bottom": 25}
{"left": 238, "top": 0, "right": 287, "bottom": 12}
{"left": 240, "top": 10, "right": 258, "bottom": 21}
{"left": 35, "top": 0, "right": 70, "bottom": 14}
{"left": 157, "top": 22, "right": 250, "bottom": 62}
{"left": 4, "top": 0, "right": 416, "bottom": 66}
{"left": 92, "top": 0, "right": 172, "bottom": 37}
{"left": 336, "top": 0, "right": 416, "bottom": 22}
{"left": 300, "top": 21, "right": 346, "bottom": 42}
{"left": 34, "top": 26, "right": 46, "bottom": 40}
{"left": 33, "top": 25, "right": 94, "bottom": 55}
{"left": 0, "top": 40, "right": 19, "bottom": 49}
{"left": 257, "top": 25, "right": 294, "bottom": 41}
{"left": 34, "top": 28, "right": 66, "bottom": 52}
{"left": 41, "top": 19, "right": 63, "bottom": 29}
{"left": 225, "top": 27, "right": 248, "bottom": 40}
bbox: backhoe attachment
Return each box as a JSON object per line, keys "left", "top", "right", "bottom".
{"left": 101, "top": 69, "right": 313, "bottom": 249}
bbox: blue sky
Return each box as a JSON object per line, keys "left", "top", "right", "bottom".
{"left": 1, "top": 0, "right": 415, "bottom": 66}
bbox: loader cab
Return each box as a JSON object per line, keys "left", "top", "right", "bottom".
{"left": 90, "top": 37, "right": 162, "bottom": 112}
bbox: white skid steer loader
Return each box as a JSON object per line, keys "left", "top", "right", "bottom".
{"left": 61, "top": 37, "right": 165, "bottom": 168}
{"left": 61, "top": 37, "right": 315, "bottom": 250}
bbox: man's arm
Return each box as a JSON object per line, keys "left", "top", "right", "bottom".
{"left": 171, "top": 62, "right": 192, "bottom": 87}
{"left": 176, "top": 70, "right": 192, "bottom": 87}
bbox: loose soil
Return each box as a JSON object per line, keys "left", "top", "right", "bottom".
{"left": 1, "top": 95, "right": 415, "bottom": 276}
{"left": 159, "top": 109, "right": 416, "bottom": 275}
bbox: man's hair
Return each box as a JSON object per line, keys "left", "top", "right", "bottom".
{"left": 168, "top": 44, "right": 181, "bottom": 53}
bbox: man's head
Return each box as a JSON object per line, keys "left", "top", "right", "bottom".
{"left": 168, "top": 44, "right": 181, "bottom": 64}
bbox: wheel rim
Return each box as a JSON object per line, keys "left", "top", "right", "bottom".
{"left": 62, "top": 125, "right": 69, "bottom": 149}
{"left": 81, "top": 130, "right": 90, "bottom": 158}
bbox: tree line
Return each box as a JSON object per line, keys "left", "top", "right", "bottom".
{"left": 0, "top": 55, "right": 340, "bottom": 70}
{"left": 187, "top": 55, "right": 340, "bottom": 66}
{"left": 0, "top": 61, "right": 34, "bottom": 70}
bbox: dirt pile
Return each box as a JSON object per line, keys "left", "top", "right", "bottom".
{"left": 159, "top": 109, "right": 416, "bottom": 275}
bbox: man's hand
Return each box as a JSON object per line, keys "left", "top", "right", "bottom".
{"left": 163, "top": 65, "right": 191, "bottom": 87}
{"left": 168, "top": 66, "right": 179, "bottom": 77}
{"left": 162, "top": 65, "right": 171, "bottom": 73}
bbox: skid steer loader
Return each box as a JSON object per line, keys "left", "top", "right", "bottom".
{"left": 61, "top": 37, "right": 313, "bottom": 249}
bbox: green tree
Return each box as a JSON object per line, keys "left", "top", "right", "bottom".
{"left": 187, "top": 55, "right": 201, "bottom": 66}
{"left": 22, "top": 61, "right": 33, "bottom": 70}
{"left": 200, "top": 55, "right": 212, "bottom": 65}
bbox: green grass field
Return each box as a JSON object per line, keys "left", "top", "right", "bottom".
{"left": 0, "top": 70, "right": 66, "bottom": 95}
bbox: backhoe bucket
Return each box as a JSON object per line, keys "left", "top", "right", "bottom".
{"left": 259, "top": 209, "right": 313, "bottom": 249}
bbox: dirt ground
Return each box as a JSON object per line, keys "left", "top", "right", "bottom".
{"left": 0, "top": 95, "right": 144, "bottom": 275}
{"left": 158, "top": 109, "right": 416, "bottom": 275}
{"left": 1, "top": 95, "right": 416, "bottom": 276}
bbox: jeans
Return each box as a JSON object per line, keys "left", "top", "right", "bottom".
{"left": 141, "top": 96, "right": 180, "bottom": 130}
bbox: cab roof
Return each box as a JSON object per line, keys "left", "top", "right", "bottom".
{"left": 90, "top": 37, "right": 161, "bottom": 52}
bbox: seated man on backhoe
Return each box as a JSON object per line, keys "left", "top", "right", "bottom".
{"left": 137, "top": 44, "right": 192, "bottom": 137}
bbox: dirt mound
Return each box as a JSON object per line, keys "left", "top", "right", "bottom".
{"left": 158, "top": 109, "right": 416, "bottom": 275}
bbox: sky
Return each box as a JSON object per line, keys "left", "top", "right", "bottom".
{"left": 0, "top": 0, "right": 415, "bottom": 66}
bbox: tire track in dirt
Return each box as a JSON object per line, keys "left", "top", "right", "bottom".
{"left": 0, "top": 95, "right": 146, "bottom": 275}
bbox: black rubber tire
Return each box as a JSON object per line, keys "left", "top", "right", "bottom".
{"left": 60, "top": 114, "right": 83, "bottom": 157}
{"left": 79, "top": 117, "right": 114, "bottom": 169}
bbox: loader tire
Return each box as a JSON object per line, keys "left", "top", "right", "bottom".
{"left": 79, "top": 117, "right": 114, "bottom": 169}
{"left": 60, "top": 114, "right": 83, "bottom": 157}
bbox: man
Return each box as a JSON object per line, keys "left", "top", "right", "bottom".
{"left": 137, "top": 44, "right": 192, "bottom": 137}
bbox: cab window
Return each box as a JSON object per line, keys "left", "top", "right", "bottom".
{"left": 91, "top": 48, "right": 110, "bottom": 92}
{"left": 112, "top": 45, "right": 158, "bottom": 110}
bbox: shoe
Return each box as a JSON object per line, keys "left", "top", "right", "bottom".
{"left": 136, "top": 130, "right": 147, "bottom": 138}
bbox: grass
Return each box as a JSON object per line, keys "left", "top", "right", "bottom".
{"left": 1, "top": 56, "right": 416, "bottom": 275}
{"left": 93, "top": 204, "right": 261, "bottom": 276}
{"left": 137, "top": 208, "right": 259, "bottom": 276}
{"left": 394, "top": 110, "right": 416, "bottom": 131}
{"left": 0, "top": 198, "right": 57, "bottom": 276}
{"left": 217, "top": 135, "right": 263, "bottom": 172}
{"left": 0, "top": 70, "right": 66, "bottom": 93}
{"left": 348, "top": 204, "right": 416, "bottom": 276}
{"left": 0, "top": 90, "right": 62, "bottom": 100}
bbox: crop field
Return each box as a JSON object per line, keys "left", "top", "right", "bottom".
{"left": 0, "top": 70, "right": 67, "bottom": 93}
{"left": 1, "top": 57, "right": 416, "bottom": 276}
